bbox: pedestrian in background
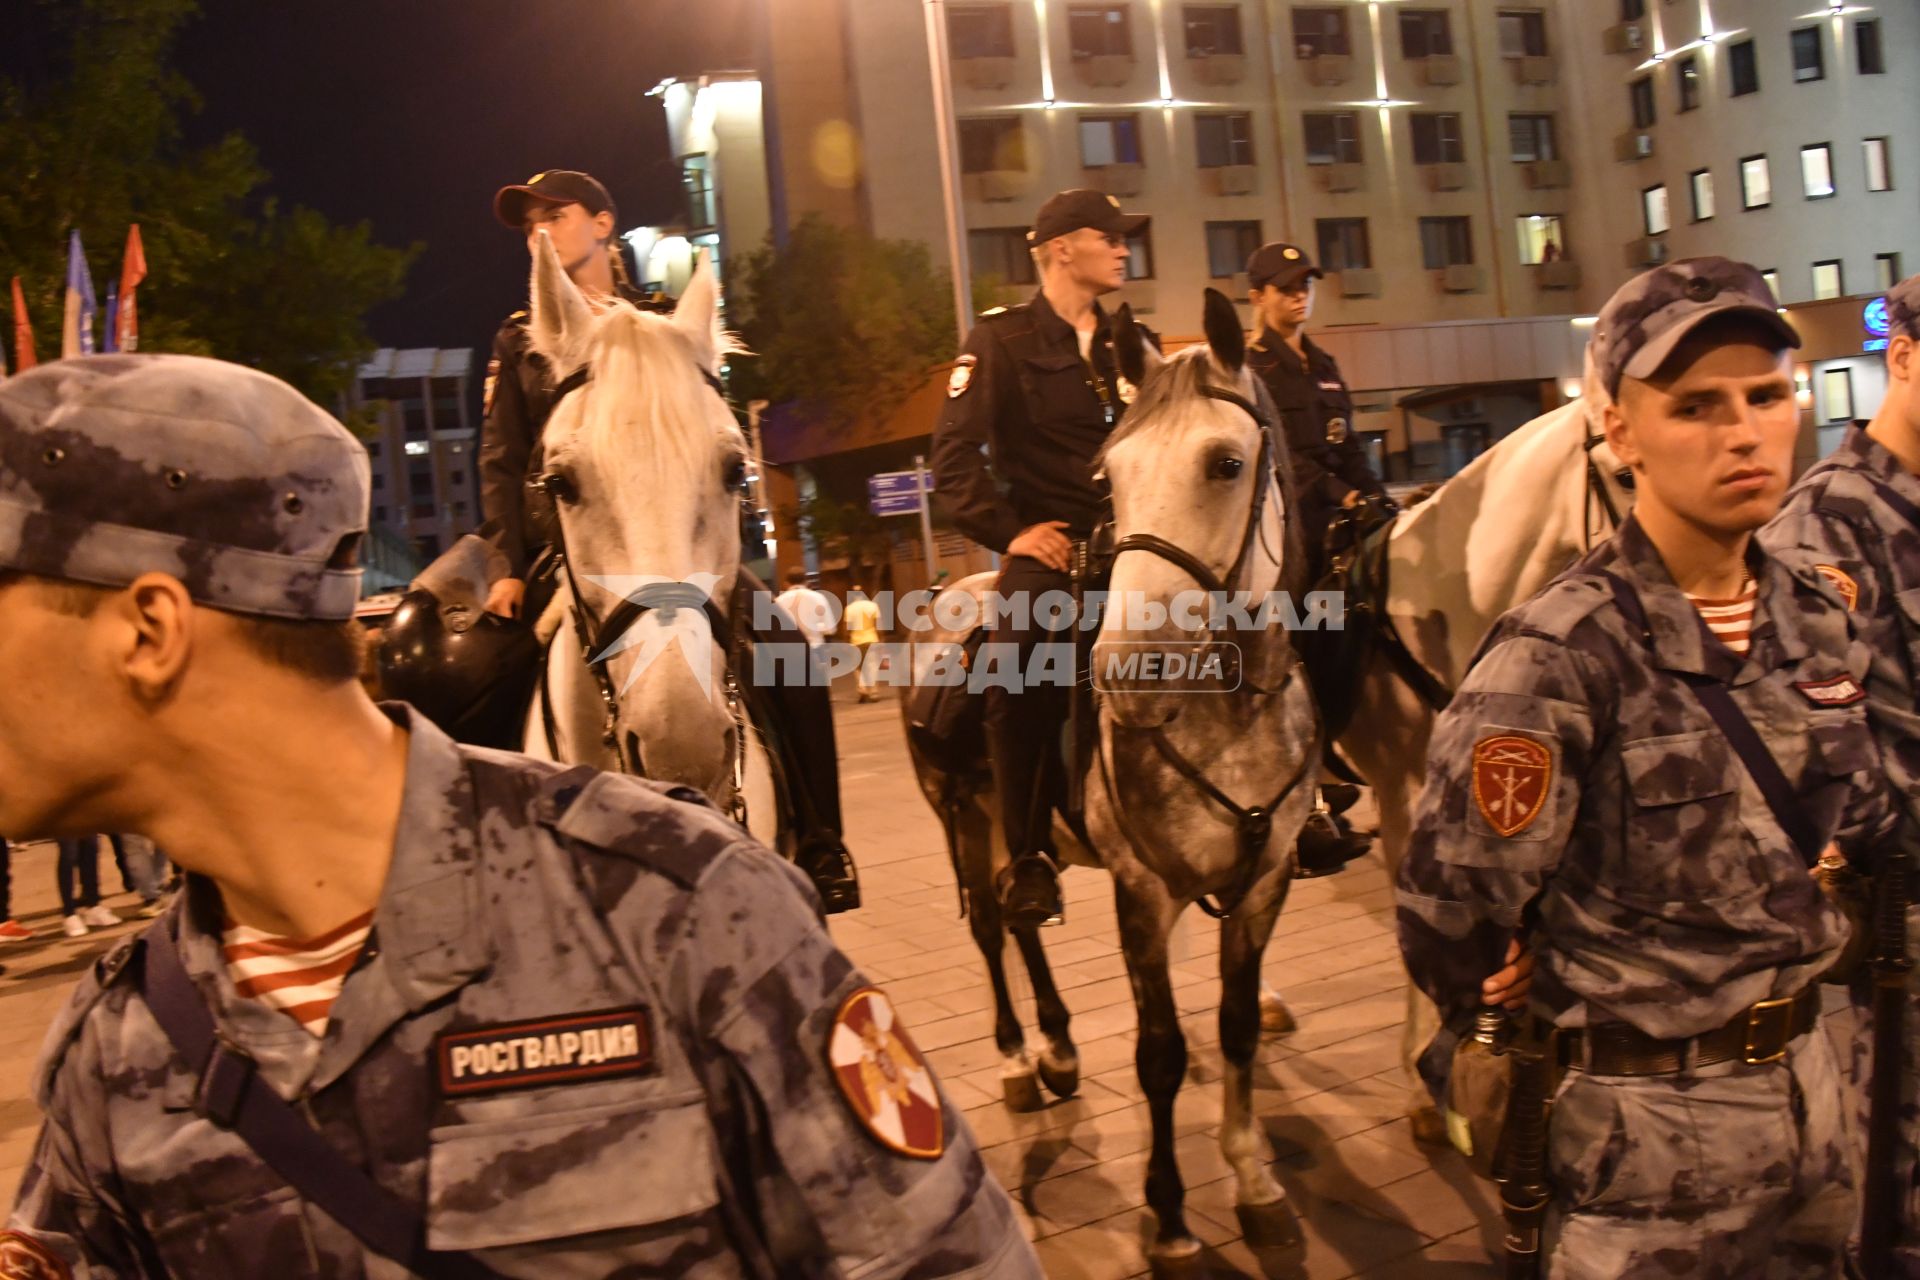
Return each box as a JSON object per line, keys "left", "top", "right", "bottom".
{"left": 0, "top": 840, "right": 30, "bottom": 943}
{"left": 774, "top": 567, "right": 837, "bottom": 648}
{"left": 845, "top": 585, "right": 882, "bottom": 702}
{"left": 56, "top": 836, "right": 116, "bottom": 937}
{"left": 109, "top": 834, "right": 171, "bottom": 919}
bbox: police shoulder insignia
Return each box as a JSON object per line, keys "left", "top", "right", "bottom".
{"left": 0, "top": 1231, "right": 72, "bottom": 1280}
{"left": 1471, "top": 733, "right": 1553, "bottom": 839}
{"left": 1795, "top": 674, "right": 1866, "bottom": 707}
{"left": 435, "top": 1007, "right": 657, "bottom": 1097}
{"left": 948, "top": 355, "right": 978, "bottom": 399}
{"left": 1813, "top": 563, "right": 1859, "bottom": 611}
{"left": 828, "top": 987, "right": 944, "bottom": 1159}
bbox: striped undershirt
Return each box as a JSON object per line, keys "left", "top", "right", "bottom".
{"left": 1687, "top": 579, "right": 1760, "bottom": 657}
{"left": 222, "top": 911, "right": 374, "bottom": 1037}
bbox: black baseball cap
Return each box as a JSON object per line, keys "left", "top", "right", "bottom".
{"left": 1247, "top": 243, "right": 1323, "bottom": 292}
{"left": 493, "top": 170, "right": 617, "bottom": 229}
{"left": 1027, "top": 189, "right": 1148, "bottom": 245}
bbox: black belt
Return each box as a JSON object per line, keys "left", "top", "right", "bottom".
{"left": 1558, "top": 987, "right": 1820, "bottom": 1076}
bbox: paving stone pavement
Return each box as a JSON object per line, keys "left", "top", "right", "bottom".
{"left": 0, "top": 687, "right": 1508, "bottom": 1276}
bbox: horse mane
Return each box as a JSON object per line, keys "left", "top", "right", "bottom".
{"left": 1096, "top": 347, "right": 1209, "bottom": 463}
{"left": 561, "top": 300, "right": 747, "bottom": 477}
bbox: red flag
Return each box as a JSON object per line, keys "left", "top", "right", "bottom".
{"left": 117, "top": 225, "right": 147, "bottom": 352}
{"left": 10, "top": 277, "right": 36, "bottom": 372}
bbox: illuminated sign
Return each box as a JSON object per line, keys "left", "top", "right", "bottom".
{"left": 1864, "top": 297, "right": 1891, "bottom": 352}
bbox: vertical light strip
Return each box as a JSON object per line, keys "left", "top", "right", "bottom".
{"left": 1699, "top": 0, "right": 1715, "bottom": 39}
{"left": 1034, "top": 0, "right": 1056, "bottom": 103}
{"left": 1149, "top": 0, "right": 1175, "bottom": 103}
{"left": 1368, "top": 1, "right": 1389, "bottom": 102}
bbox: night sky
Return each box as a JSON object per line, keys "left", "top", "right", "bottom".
{"left": 174, "top": 0, "right": 760, "bottom": 353}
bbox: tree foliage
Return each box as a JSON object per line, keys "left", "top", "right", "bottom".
{"left": 0, "top": 0, "right": 417, "bottom": 405}
{"left": 727, "top": 216, "right": 959, "bottom": 429}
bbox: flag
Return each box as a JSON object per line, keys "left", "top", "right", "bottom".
{"left": 101, "top": 282, "right": 120, "bottom": 354}
{"left": 61, "top": 230, "right": 97, "bottom": 359}
{"left": 10, "top": 278, "right": 35, "bottom": 372}
{"left": 117, "top": 224, "right": 147, "bottom": 352}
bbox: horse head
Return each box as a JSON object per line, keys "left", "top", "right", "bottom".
{"left": 1094, "top": 289, "right": 1303, "bottom": 726}
{"left": 527, "top": 230, "right": 751, "bottom": 795}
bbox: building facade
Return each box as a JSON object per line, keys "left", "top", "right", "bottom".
{"left": 349, "top": 347, "right": 481, "bottom": 565}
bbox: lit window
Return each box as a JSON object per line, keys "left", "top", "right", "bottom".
{"left": 1740, "top": 155, "right": 1772, "bottom": 209}
{"left": 1761, "top": 269, "right": 1780, "bottom": 298}
{"left": 404, "top": 440, "right": 430, "bottom": 456}
{"left": 1822, "top": 367, "right": 1854, "bottom": 422}
{"left": 1800, "top": 144, "right": 1834, "bottom": 199}
{"left": 1811, "top": 259, "right": 1844, "bottom": 300}
{"left": 1690, "top": 169, "right": 1714, "bottom": 221}
{"left": 1876, "top": 254, "right": 1902, "bottom": 292}
{"left": 1865, "top": 138, "right": 1893, "bottom": 192}
{"left": 1079, "top": 115, "right": 1142, "bottom": 167}
{"left": 1515, "top": 214, "right": 1565, "bottom": 265}
{"left": 1641, "top": 185, "right": 1669, "bottom": 236}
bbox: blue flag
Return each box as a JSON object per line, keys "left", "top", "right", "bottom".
{"left": 101, "top": 282, "right": 120, "bottom": 354}
{"left": 61, "top": 230, "right": 97, "bottom": 358}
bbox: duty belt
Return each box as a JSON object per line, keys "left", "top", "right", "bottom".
{"left": 1557, "top": 986, "right": 1819, "bottom": 1075}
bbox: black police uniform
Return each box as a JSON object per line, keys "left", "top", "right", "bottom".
{"left": 477, "top": 287, "right": 858, "bottom": 911}
{"left": 932, "top": 288, "right": 1141, "bottom": 920}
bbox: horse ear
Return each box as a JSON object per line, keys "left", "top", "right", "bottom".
{"left": 1202, "top": 288, "right": 1245, "bottom": 374}
{"left": 674, "top": 252, "right": 724, "bottom": 375}
{"left": 529, "top": 229, "right": 593, "bottom": 372}
{"left": 1112, "top": 303, "right": 1149, "bottom": 388}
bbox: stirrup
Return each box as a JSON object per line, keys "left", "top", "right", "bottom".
{"left": 797, "top": 837, "right": 861, "bottom": 915}
{"left": 997, "top": 852, "right": 1063, "bottom": 929}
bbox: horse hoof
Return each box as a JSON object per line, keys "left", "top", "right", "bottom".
{"left": 1237, "top": 1170, "right": 1287, "bottom": 1208}
{"left": 1036, "top": 1052, "right": 1080, "bottom": 1100}
{"left": 1148, "top": 1236, "right": 1204, "bottom": 1271}
{"left": 1235, "top": 1196, "right": 1300, "bottom": 1248}
{"left": 1408, "top": 1103, "right": 1450, "bottom": 1148}
{"left": 1258, "top": 993, "right": 1296, "bottom": 1036}
{"left": 1002, "top": 1072, "right": 1044, "bottom": 1113}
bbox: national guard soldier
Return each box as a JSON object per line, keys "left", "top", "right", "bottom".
{"left": 1764, "top": 270, "right": 1920, "bottom": 1275}
{"left": 0, "top": 355, "right": 1039, "bottom": 1279}
{"left": 475, "top": 168, "right": 858, "bottom": 912}
{"left": 1397, "top": 258, "right": 1896, "bottom": 1278}
{"left": 930, "top": 188, "right": 1146, "bottom": 928}
{"left": 1244, "top": 242, "right": 1393, "bottom": 875}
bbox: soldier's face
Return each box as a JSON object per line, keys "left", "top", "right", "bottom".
{"left": 1253, "top": 281, "right": 1313, "bottom": 331}
{"left": 1053, "top": 228, "right": 1130, "bottom": 294}
{"left": 1607, "top": 334, "right": 1797, "bottom": 538}
{"left": 525, "top": 202, "right": 611, "bottom": 276}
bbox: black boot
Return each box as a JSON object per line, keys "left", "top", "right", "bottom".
{"left": 1294, "top": 811, "right": 1372, "bottom": 878}
{"left": 796, "top": 832, "right": 861, "bottom": 915}
{"left": 997, "top": 851, "right": 1063, "bottom": 929}
{"left": 1321, "top": 781, "right": 1361, "bottom": 817}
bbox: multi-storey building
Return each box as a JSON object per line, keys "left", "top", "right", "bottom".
{"left": 349, "top": 347, "right": 481, "bottom": 564}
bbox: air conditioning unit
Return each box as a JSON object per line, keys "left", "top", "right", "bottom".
{"left": 1420, "top": 55, "right": 1463, "bottom": 86}
{"left": 1076, "top": 54, "right": 1134, "bottom": 87}
{"left": 1439, "top": 264, "right": 1486, "bottom": 293}
{"left": 1212, "top": 164, "right": 1256, "bottom": 195}
{"left": 1423, "top": 162, "right": 1470, "bottom": 192}
{"left": 1625, "top": 236, "right": 1668, "bottom": 267}
{"left": 1318, "top": 162, "right": 1367, "bottom": 193}
{"left": 1189, "top": 53, "right": 1246, "bottom": 85}
{"left": 1524, "top": 159, "right": 1572, "bottom": 189}
{"left": 1305, "top": 54, "right": 1352, "bottom": 86}
{"left": 963, "top": 169, "right": 1031, "bottom": 203}
{"left": 1335, "top": 268, "right": 1381, "bottom": 298}
{"left": 957, "top": 57, "right": 1015, "bottom": 91}
{"left": 1086, "top": 163, "right": 1145, "bottom": 197}
{"left": 1535, "top": 259, "right": 1583, "bottom": 290}
{"left": 1513, "top": 56, "right": 1555, "bottom": 86}
{"left": 1614, "top": 129, "right": 1655, "bottom": 162}
{"left": 1603, "top": 22, "right": 1647, "bottom": 55}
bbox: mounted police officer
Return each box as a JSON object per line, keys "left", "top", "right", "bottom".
{"left": 1764, "top": 270, "right": 1920, "bottom": 1274}
{"left": 930, "top": 188, "right": 1145, "bottom": 928}
{"left": 1398, "top": 259, "right": 1897, "bottom": 1278}
{"left": 1245, "top": 242, "right": 1392, "bottom": 876}
{"left": 470, "top": 168, "right": 858, "bottom": 912}
{"left": 0, "top": 354, "right": 1038, "bottom": 1279}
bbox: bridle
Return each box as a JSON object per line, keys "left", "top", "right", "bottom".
{"left": 531, "top": 361, "right": 753, "bottom": 824}
{"left": 1095, "top": 379, "right": 1318, "bottom": 919}
{"left": 1581, "top": 421, "right": 1636, "bottom": 551}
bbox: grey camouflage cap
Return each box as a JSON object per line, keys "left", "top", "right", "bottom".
{"left": 1888, "top": 271, "right": 1920, "bottom": 340}
{"left": 0, "top": 354, "right": 368, "bottom": 620}
{"left": 1590, "top": 257, "right": 1801, "bottom": 397}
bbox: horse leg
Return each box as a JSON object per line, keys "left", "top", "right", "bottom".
{"left": 1373, "top": 772, "right": 1447, "bottom": 1144}
{"left": 1011, "top": 925, "right": 1078, "bottom": 1099}
{"left": 958, "top": 793, "right": 1040, "bottom": 1111}
{"left": 1116, "top": 875, "right": 1198, "bottom": 1260}
{"left": 1221, "top": 887, "right": 1288, "bottom": 1209}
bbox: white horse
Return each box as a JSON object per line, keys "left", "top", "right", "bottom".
{"left": 1332, "top": 369, "right": 1632, "bottom": 1129}
{"left": 518, "top": 233, "right": 781, "bottom": 846}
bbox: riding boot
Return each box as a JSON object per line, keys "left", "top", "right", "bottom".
{"left": 1294, "top": 810, "right": 1373, "bottom": 878}
{"left": 740, "top": 571, "right": 859, "bottom": 914}
{"left": 1321, "top": 781, "right": 1361, "bottom": 817}
{"left": 996, "top": 851, "right": 1063, "bottom": 930}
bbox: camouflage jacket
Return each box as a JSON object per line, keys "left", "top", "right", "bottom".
{"left": 1762, "top": 425, "right": 1920, "bottom": 856}
{"left": 1397, "top": 515, "right": 1895, "bottom": 1098}
{"left": 5, "top": 709, "right": 1035, "bottom": 1279}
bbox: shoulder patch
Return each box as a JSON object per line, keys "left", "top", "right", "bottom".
{"left": 947, "top": 355, "right": 977, "bottom": 399}
{"left": 1795, "top": 674, "right": 1867, "bottom": 707}
{"left": 539, "top": 768, "right": 734, "bottom": 889}
{"left": 828, "top": 987, "right": 944, "bottom": 1159}
{"left": 0, "top": 1232, "right": 72, "bottom": 1280}
{"left": 1813, "top": 563, "right": 1859, "bottom": 611}
{"left": 1471, "top": 733, "right": 1554, "bottom": 839}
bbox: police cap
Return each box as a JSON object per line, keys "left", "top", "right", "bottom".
{"left": 1246, "top": 243, "right": 1323, "bottom": 292}
{"left": 493, "top": 170, "right": 617, "bottom": 229}
{"left": 1590, "top": 256, "right": 1800, "bottom": 397}
{"left": 1028, "top": 189, "right": 1147, "bottom": 245}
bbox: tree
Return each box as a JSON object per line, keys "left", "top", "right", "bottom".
{"left": 779, "top": 490, "right": 894, "bottom": 591}
{"left": 727, "top": 216, "right": 956, "bottom": 431}
{"left": 0, "top": 0, "right": 416, "bottom": 406}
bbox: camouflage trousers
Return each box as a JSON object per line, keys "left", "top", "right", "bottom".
{"left": 1845, "top": 902, "right": 1920, "bottom": 1278}
{"left": 1543, "top": 1028, "right": 1856, "bottom": 1280}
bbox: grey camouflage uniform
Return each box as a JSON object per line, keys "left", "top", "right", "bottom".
{"left": 6, "top": 706, "right": 1037, "bottom": 1278}
{"left": 1761, "top": 271, "right": 1920, "bottom": 1275}
{"left": 1398, "top": 515, "right": 1895, "bottom": 1279}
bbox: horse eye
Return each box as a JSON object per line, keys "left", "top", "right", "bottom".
{"left": 1208, "top": 455, "right": 1245, "bottom": 482}
{"left": 542, "top": 471, "right": 579, "bottom": 504}
{"left": 723, "top": 457, "right": 749, "bottom": 492}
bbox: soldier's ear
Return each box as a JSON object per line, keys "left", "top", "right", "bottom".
{"left": 1601, "top": 394, "right": 1638, "bottom": 470}
{"left": 1890, "top": 332, "right": 1915, "bottom": 386}
{"left": 529, "top": 229, "right": 594, "bottom": 375}
{"left": 674, "top": 252, "right": 725, "bottom": 377}
{"left": 1202, "top": 288, "right": 1244, "bottom": 375}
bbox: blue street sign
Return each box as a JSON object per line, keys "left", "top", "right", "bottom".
{"left": 868, "top": 469, "right": 930, "bottom": 517}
